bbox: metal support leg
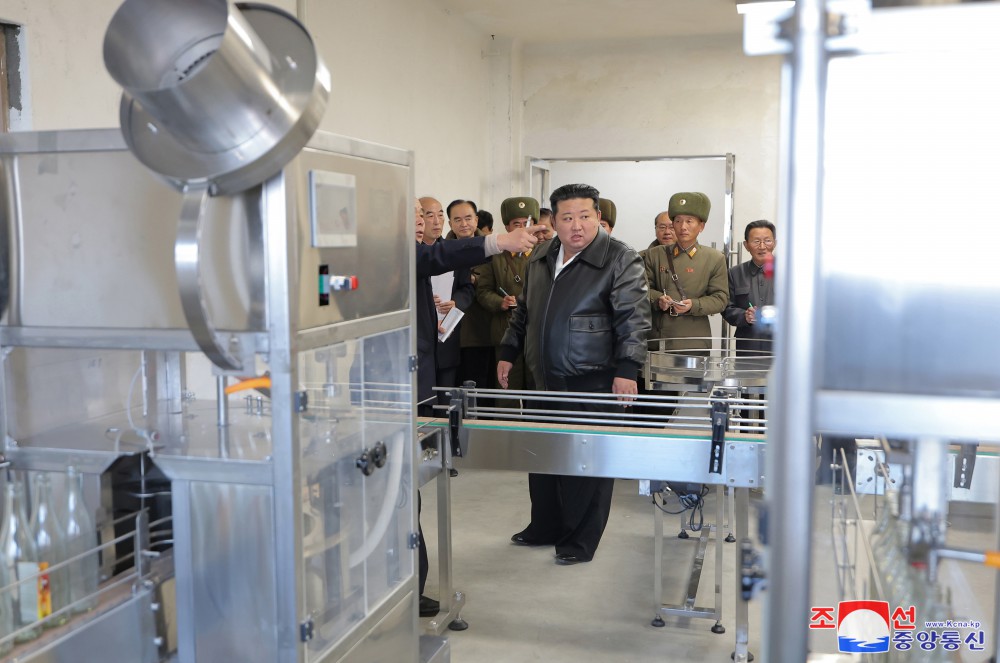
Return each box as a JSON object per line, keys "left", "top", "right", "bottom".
{"left": 713, "top": 484, "right": 725, "bottom": 634}
{"left": 733, "top": 487, "right": 753, "bottom": 662}
{"left": 652, "top": 495, "right": 665, "bottom": 627}
{"left": 726, "top": 486, "right": 737, "bottom": 543}
{"left": 764, "top": 0, "right": 826, "bottom": 659}
{"left": 427, "top": 423, "right": 467, "bottom": 634}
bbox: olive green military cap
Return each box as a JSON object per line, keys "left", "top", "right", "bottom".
{"left": 500, "top": 196, "right": 540, "bottom": 225}
{"left": 668, "top": 192, "right": 710, "bottom": 223}
{"left": 598, "top": 198, "right": 617, "bottom": 228}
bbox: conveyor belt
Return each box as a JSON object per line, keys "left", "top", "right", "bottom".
{"left": 424, "top": 387, "right": 767, "bottom": 488}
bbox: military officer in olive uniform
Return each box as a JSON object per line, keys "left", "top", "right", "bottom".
{"left": 643, "top": 192, "right": 728, "bottom": 353}
{"left": 598, "top": 198, "right": 616, "bottom": 234}
{"left": 476, "top": 196, "right": 540, "bottom": 402}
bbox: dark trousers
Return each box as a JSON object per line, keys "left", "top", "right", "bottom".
{"left": 523, "top": 474, "right": 615, "bottom": 560}
{"left": 519, "top": 369, "right": 618, "bottom": 561}
{"left": 418, "top": 491, "right": 428, "bottom": 595}
{"left": 459, "top": 346, "right": 495, "bottom": 410}
{"left": 458, "top": 346, "right": 494, "bottom": 389}
{"left": 435, "top": 365, "right": 458, "bottom": 408}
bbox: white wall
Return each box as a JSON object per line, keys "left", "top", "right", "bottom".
{"left": 0, "top": 0, "right": 490, "bottom": 203}
{"left": 303, "top": 0, "right": 491, "bottom": 204}
{"left": 520, "top": 34, "right": 782, "bottom": 234}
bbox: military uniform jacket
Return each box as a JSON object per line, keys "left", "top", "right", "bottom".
{"left": 475, "top": 250, "right": 531, "bottom": 346}
{"left": 643, "top": 242, "right": 728, "bottom": 351}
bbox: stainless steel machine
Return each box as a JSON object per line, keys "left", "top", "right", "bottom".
{"left": 741, "top": 1, "right": 1000, "bottom": 660}
{"left": 0, "top": 2, "right": 426, "bottom": 661}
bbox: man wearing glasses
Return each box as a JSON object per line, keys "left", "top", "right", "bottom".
{"left": 723, "top": 220, "right": 777, "bottom": 353}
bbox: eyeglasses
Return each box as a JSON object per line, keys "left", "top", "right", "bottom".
{"left": 655, "top": 225, "right": 673, "bottom": 232}
{"left": 748, "top": 239, "right": 774, "bottom": 247}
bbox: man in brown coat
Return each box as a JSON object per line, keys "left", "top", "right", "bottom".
{"left": 643, "top": 192, "right": 728, "bottom": 352}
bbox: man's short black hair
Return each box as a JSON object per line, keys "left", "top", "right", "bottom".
{"left": 550, "top": 184, "right": 600, "bottom": 214}
{"left": 744, "top": 220, "right": 776, "bottom": 241}
{"left": 477, "top": 210, "right": 494, "bottom": 231}
{"left": 539, "top": 207, "right": 552, "bottom": 219}
{"left": 447, "top": 199, "right": 478, "bottom": 218}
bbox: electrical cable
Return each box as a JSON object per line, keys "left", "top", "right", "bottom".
{"left": 652, "top": 485, "right": 708, "bottom": 532}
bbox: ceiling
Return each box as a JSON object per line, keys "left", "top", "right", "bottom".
{"left": 436, "top": 0, "right": 745, "bottom": 43}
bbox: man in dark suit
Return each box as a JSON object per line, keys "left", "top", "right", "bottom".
{"left": 413, "top": 199, "right": 544, "bottom": 614}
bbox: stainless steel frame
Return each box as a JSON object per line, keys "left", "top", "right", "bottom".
{"left": 0, "top": 129, "right": 419, "bottom": 663}
{"left": 742, "top": 2, "right": 1000, "bottom": 661}
{"left": 416, "top": 424, "right": 467, "bottom": 636}
{"left": 432, "top": 388, "right": 765, "bottom": 657}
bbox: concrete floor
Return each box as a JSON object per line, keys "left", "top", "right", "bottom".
{"left": 421, "top": 470, "right": 998, "bottom": 663}
{"left": 421, "top": 470, "right": 761, "bottom": 662}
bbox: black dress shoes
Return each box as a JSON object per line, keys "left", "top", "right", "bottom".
{"left": 419, "top": 595, "right": 440, "bottom": 617}
{"left": 510, "top": 532, "right": 548, "bottom": 546}
{"left": 554, "top": 553, "right": 588, "bottom": 565}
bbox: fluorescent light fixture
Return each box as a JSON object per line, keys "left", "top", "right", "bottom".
{"left": 736, "top": 1, "right": 794, "bottom": 14}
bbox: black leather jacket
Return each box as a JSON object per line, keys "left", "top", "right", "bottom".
{"left": 498, "top": 230, "right": 650, "bottom": 390}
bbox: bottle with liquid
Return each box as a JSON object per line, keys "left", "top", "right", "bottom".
{"left": 31, "top": 473, "right": 69, "bottom": 627}
{"left": 0, "top": 478, "right": 42, "bottom": 642}
{"left": 64, "top": 467, "right": 99, "bottom": 613}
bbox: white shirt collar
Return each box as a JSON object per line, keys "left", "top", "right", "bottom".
{"left": 553, "top": 244, "right": 578, "bottom": 280}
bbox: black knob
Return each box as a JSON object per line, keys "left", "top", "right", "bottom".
{"left": 356, "top": 451, "right": 374, "bottom": 476}
{"left": 372, "top": 441, "right": 387, "bottom": 468}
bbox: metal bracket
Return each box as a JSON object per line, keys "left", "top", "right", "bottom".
{"left": 709, "top": 394, "right": 730, "bottom": 475}
{"left": 448, "top": 390, "right": 467, "bottom": 459}
{"left": 409, "top": 355, "right": 418, "bottom": 372}
{"left": 300, "top": 617, "right": 315, "bottom": 642}
{"left": 176, "top": 186, "right": 247, "bottom": 372}
{"left": 953, "top": 443, "right": 978, "bottom": 490}
{"left": 408, "top": 532, "right": 421, "bottom": 550}
{"left": 294, "top": 390, "right": 309, "bottom": 413}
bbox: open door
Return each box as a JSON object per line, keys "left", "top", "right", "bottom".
{"left": 527, "top": 157, "right": 551, "bottom": 209}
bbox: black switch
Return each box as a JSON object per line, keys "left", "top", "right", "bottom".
{"left": 319, "top": 264, "right": 329, "bottom": 306}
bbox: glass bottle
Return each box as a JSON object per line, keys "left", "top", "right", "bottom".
{"left": 0, "top": 479, "right": 42, "bottom": 642}
{"left": 0, "top": 526, "right": 12, "bottom": 656}
{"left": 64, "top": 467, "right": 99, "bottom": 613}
{"left": 31, "top": 473, "right": 69, "bottom": 627}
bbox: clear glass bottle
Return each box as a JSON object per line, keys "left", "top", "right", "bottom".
{"left": 64, "top": 467, "right": 99, "bottom": 613}
{"left": 0, "top": 479, "right": 42, "bottom": 642}
{"left": 0, "top": 526, "right": 12, "bottom": 656}
{"left": 31, "top": 473, "right": 69, "bottom": 627}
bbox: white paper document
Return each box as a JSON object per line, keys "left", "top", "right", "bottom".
{"left": 437, "top": 307, "right": 464, "bottom": 343}
{"left": 430, "top": 272, "right": 455, "bottom": 320}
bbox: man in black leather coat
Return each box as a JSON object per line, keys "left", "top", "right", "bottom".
{"left": 496, "top": 183, "right": 651, "bottom": 564}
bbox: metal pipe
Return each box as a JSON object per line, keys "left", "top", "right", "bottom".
{"left": 908, "top": 438, "right": 948, "bottom": 566}
{"left": 216, "top": 375, "right": 229, "bottom": 428}
{"left": 763, "top": 0, "right": 827, "bottom": 660}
